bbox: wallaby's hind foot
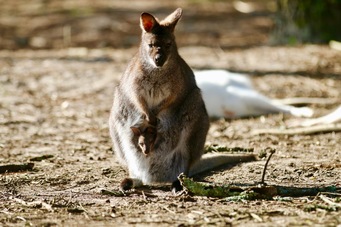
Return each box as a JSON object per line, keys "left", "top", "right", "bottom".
{"left": 120, "top": 178, "right": 143, "bottom": 191}
{"left": 120, "top": 178, "right": 133, "bottom": 191}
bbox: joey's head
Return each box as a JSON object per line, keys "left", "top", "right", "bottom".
{"left": 131, "top": 125, "right": 157, "bottom": 155}
{"left": 139, "top": 8, "right": 182, "bottom": 68}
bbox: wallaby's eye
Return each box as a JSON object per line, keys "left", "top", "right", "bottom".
{"left": 166, "top": 42, "right": 171, "bottom": 48}
{"left": 148, "top": 43, "right": 153, "bottom": 48}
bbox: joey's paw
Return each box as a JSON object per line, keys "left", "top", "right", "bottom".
{"left": 148, "top": 114, "right": 158, "bottom": 127}
{"left": 171, "top": 180, "right": 183, "bottom": 193}
{"left": 120, "top": 178, "right": 134, "bottom": 191}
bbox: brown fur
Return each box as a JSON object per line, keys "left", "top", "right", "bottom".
{"left": 130, "top": 118, "right": 157, "bottom": 155}
{"left": 109, "top": 8, "right": 255, "bottom": 191}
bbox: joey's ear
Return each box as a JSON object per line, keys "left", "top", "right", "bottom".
{"left": 130, "top": 126, "right": 142, "bottom": 136}
{"left": 161, "top": 8, "right": 182, "bottom": 32}
{"left": 146, "top": 126, "right": 156, "bottom": 134}
{"left": 140, "top": 12, "right": 159, "bottom": 33}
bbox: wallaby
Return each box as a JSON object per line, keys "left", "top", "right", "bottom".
{"left": 130, "top": 117, "right": 157, "bottom": 155}
{"left": 194, "top": 70, "right": 314, "bottom": 119}
{"left": 288, "top": 105, "right": 341, "bottom": 127}
{"left": 109, "top": 8, "right": 256, "bottom": 192}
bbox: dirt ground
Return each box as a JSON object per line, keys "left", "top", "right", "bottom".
{"left": 1, "top": 0, "right": 341, "bottom": 226}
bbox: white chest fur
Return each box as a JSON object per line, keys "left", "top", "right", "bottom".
{"left": 140, "top": 85, "right": 171, "bottom": 109}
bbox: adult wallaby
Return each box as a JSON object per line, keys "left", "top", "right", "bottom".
{"left": 194, "top": 70, "right": 314, "bottom": 119}
{"left": 109, "top": 8, "right": 255, "bottom": 192}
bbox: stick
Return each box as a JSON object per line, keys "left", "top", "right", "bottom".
{"left": 179, "top": 174, "right": 340, "bottom": 198}
{"left": 260, "top": 148, "right": 276, "bottom": 185}
{"left": 273, "top": 97, "right": 338, "bottom": 106}
{"left": 30, "top": 155, "right": 54, "bottom": 162}
{"left": 319, "top": 194, "right": 341, "bottom": 208}
{"left": 252, "top": 123, "right": 341, "bottom": 135}
{"left": 0, "top": 163, "right": 34, "bottom": 174}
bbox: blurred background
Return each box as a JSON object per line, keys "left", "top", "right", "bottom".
{"left": 0, "top": 0, "right": 340, "bottom": 50}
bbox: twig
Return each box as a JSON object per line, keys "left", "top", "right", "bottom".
{"left": 16, "top": 216, "right": 26, "bottom": 222}
{"left": 250, "top": 213, "right": 263, "bottom": 222}
{"left": 205, "top": 145, "right": 254, "bottom": 153}
{"left": 12, "top": 198, "right": 53, "bottom": 212}
{"left": 253, "top": 123, "right": 341, "bottom": 135}
{"left": 30, "top": 155, "right": 54, "bottom": 162}
{"left": 0, "top": 163, "right": 34, "bottom": 173}
{"left": 320, "top": 192, "right": 341, "bottom": 197}
{"left": 179, "top": 174, "right": 340, "bottom": 199}
{"left": 100, "top": 189, "right": 125, "bottom": 197}
{"left": 141, "top": 191, "right": 147, "bottom": 201}
{"left": 273, "top": 97, "right": 338, "bottom": 105}
{"left": 319, "top": 194, "right": 341, "bottom": 208}
{"left": 260, "top": 148, "right": 276, "bottom": 185}
{"left": 163, "top": 206, "right": 176, "bottom": 215}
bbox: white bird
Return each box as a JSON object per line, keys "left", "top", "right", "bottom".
{"left": 194, "top": 70, "right": 314, "bottom": 119}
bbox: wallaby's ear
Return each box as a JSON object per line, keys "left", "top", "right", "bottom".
{"left": 140, "top": 12, "right": 159, "bottom": 33}
{"left": 162, "top": 8, "right": 182, "bottom": 32}
{"left": 130, "top": 126, "right": 142, "bottom": 136}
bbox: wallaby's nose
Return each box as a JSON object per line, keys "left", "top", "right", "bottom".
{"left": 154, "top": 53, "right": 166, "bottom": 67}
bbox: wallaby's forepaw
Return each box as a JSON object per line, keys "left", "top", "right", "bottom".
{"left": 120, "top": 178, "right": 134, "bottom": 191}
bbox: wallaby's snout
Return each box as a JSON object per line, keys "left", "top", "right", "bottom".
{"left": 146, "top": 40, "right": 171, "bottom": 68}
{"left": 154, "top": 48, "right": 166, "bottom": 67}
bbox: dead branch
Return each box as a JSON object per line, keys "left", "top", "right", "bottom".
{"left": 252, "top": 123, "right": 341, "bottom": 135}
{"left": 179, "top": 174, "right": 340, "bottom": 199}
{"left": 0, "top": 163, "right": 34, "bottom": 174}
{"left": 274, "top": 97, "right": 338, "bottom": 106}
{"left": 260, "top": 148, "right": 276, "bottom": 185}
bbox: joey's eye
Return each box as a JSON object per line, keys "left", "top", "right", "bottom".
{"left": 166, "top": 42, "right": 171, "bottom": 48}
{"left": 148, "top": 44, "right": 153, "bottom": 48}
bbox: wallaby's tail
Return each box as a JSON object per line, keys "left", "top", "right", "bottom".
{"left": 288, "top": 105, "right": 341, "bottom": 127}
{"left": 189, "top": 153, "right": 257, "bottom": 177}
